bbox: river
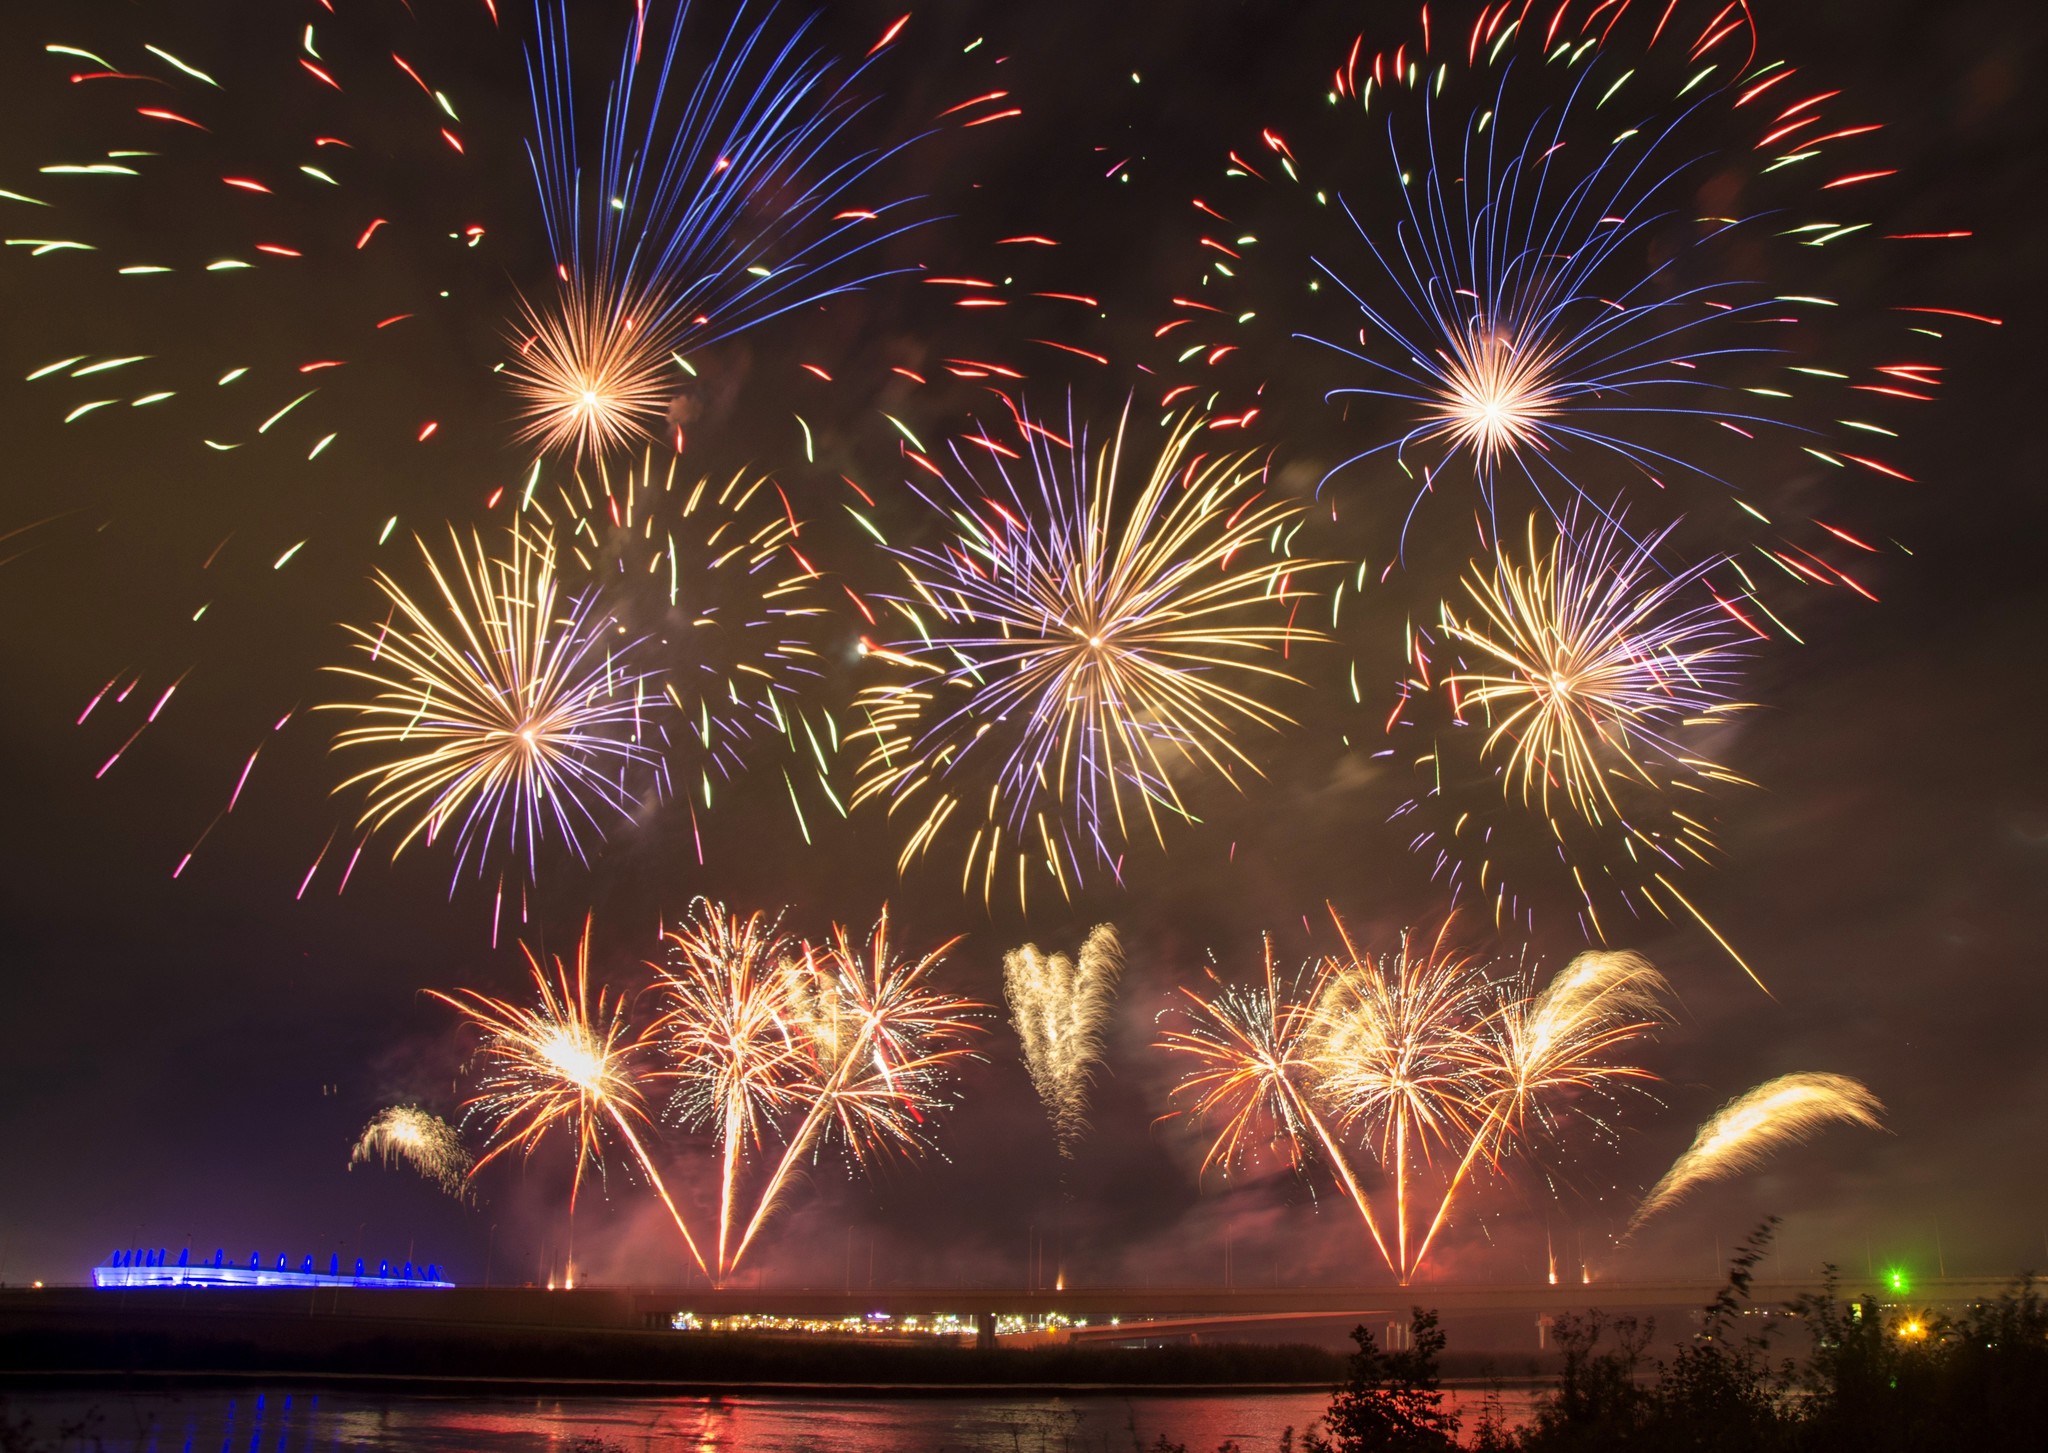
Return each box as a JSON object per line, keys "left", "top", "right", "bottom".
{"left": 2, "top": 1385, "right": 1542, "bottom": 1451}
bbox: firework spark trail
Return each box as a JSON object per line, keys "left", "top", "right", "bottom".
{"left": 1157, "top": 938, "right": 1394, "bottom": 1267}
{"left": 725, "top": 909, "right": 981, "bottom": 1277}
{"left": 514, "top": 0, "right": 934, "bottom": 459}
{"left": 1627, "top": 1071, "right": 1885, "bottom": 1234}
{"left": 851, "top": 405, "right": 1329, "bottom": 908}
{"left": 1410, "top": 948, "right": 1670, "bottom": 1270}
{"left": 432, "top": 923, "right": 709, "bottom": 1278}
{"left": 349, "top": 1105, "right": 473, "bottom": 1198}
{"left": 1162, "top": 916, "right": 1666, "bottom": 1281}
{"left": 652, "top": 901, "right": 805, "bottom": 1281}
{"left": 1439, "top": 512, "right": 1755, "bottom": 825}
{"left": 1003, "top": 923, "right": 1123, "bottom": 1157}
{"left": 320, "top": 524, "right": 659, "bottom": 884}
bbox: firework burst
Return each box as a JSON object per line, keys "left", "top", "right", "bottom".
{"left": 322, "top": 525, "right": 659, "bottom": 883}
{"left": 1628, "top": 1072, "right": 1885, "bottom": 1234}
{"left": 850, "top": 406, "right": 1326, "bottom": 908}
{"left": 349, "top": 1105, "right": 473, "bottom": 1199}
{"left": 433, "top": 922, "right": 708, "bottom": 1277}
{"left": 1395, "top": 510, "right": 1764, "bottom": 983}
{"left": 513, "top": 0, "right": 931, "bottom": 460}
{"left": 1004, "top": 923, "right": 1124, "bottom": 1158}
{"left": 647, "top": 903, "right": 980, "bottom": 1284}
{"left": 1439, "top": 513, "right": 1755, "bottom": 824}
{"left": 1158, "top": 0, "right": 1963, "bottom": 565}
{"left": 1162, "top": 914, "right": 1666, "bottom": 1281}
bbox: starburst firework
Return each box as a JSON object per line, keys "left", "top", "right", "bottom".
{"left": 851, "top": 407, "right": 1325, "bottom": 907}
{"left": 322, "top": 525, "right": 659, "bottom": 882}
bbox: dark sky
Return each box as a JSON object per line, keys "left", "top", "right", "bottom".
{"left": 0, "top": 0, "right": 2043, "bottom": 1294}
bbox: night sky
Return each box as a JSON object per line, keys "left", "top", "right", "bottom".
{"left": 0, "top": 0, "right": 2043, "bottom": 1295}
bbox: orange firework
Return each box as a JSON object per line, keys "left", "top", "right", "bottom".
{"left": 1161, "top": 914, "right": 1668, "bottom": 1282}
{"left": 432, "top": 920, "right": 708, "bottom": 1278}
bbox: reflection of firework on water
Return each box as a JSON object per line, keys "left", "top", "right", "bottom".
{"left": 512, "top": 0, "right": 931, "bottom": 460}
{"left": 1395, "top": 511, "right": 1764, "bottom": 985}
{"left": 433, "top": 923, "right": 709, "bottom": 1277}
{"left": 851, "top": 407, "right": 1326, "bottom": 908}
{"left": 1004, "top": 923, "right": 1123, "bottom": 1158}
{"left": 651, "top": 904, "right": 982, "bottom": 1285}
{"left": 529, "top": 452, "right": 841, "bottom": 849}
{"left": 1437, "top": 512, "right": 1755, "bottom": 822}
{"left": 1161, "top": 913, "right": 1666, "bottom": 1282}
{"left": 1628, "top": 1072, "right": 1885, "bottom": 1234}
{"left": 321, "top": 526, "right": 659, "bottom": 884}
{"left": 349, "top": 1106, "right": 472, "bottom": 1199}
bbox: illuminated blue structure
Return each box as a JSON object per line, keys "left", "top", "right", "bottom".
{"left": 92, "top": 1246, "right": 452, "bottom": 1290}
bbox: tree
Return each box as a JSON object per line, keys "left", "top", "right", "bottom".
{"left": 1306, "top": 1308, "right": 1461, "bottom": 1453}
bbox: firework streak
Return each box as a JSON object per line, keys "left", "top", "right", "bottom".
{"left": 1628, "top": 1071, "right": 1885, "bottom": 1234}
{"left": 850, "top": 405, "right": 1329, "bottom": 909}
{"left": 1004, "top": 923, "right": 1123, "bottom": 1157}
{"left": 1162, "top": 912, "right": 1667, "bottom": 1282}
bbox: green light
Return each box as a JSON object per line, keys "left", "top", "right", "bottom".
{"left": 1886, "top": 1267, "right": 1910, "bottom": 1294}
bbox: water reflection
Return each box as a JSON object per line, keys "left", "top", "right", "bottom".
{"left": 7, "top": 1387, "right": 1538, "bottom": 1452}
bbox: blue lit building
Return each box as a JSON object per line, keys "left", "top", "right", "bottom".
{"left": 92, "top": 1246, "right": 452, "bottom": 1289}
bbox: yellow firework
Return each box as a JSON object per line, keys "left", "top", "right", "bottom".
{"left": 1628, "top": 1072, "right": 1885, "bottom": 1234}
{"left": 322, "top": 525, "right": 658, "bottom": 881}
{"left": 1003, "top": 923, "right": 1123, "bottom": 1157}
{"left": 1410, "top": 949, "right": 1670, "bottom": 1272}
{"left": 507, "top": 280, "right": 680, "bottom": 461}
{"left": 1312, "top": 916, "right": 1491, "bottom": 1280}
{"left": 432, "top": 923, "right": 709, "bottom": 1277}
{"left": 349, "top": 1105, "right": 472, "bottom": 1199}
{"left": 1159, "top": 938, "right": 1395, "bottom": 1269}
{"left": 1162, "top": 916, "right": 1668, "bottom": 1282}
{"left": 721, "top": 910, "right": 983, "bottom": 1278}
{"left": 651, "top": 901, "right": 807, "bottom": 1281}
{"left": 1439, "top": 513, "right": 1753, "bottom": 825}
{"left": 851, "top": 409, "right": 1326, "bottom": 908}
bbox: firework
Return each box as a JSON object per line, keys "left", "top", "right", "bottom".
{"left": 528, "top": 452, "right": 842, "bottom": 850}
{"left": 1162, "top": 0, "right": 1955, "bottom": 556}
{"left": 321, "top": 524, "right": 659, "bottom": 883}
{"left": 1396, "top": 510, "right": 1763, "bottom": 983}
{"left": 1409, "top": 949, "right": 1669, "bottom": 1271}
{"left": 723, "top": 911, "right": 982, "bottom": 1277}
{"left": 349, "top": 1105, "right": 473, "bottom": 1199}
{"left": 1440, "top": 513, "right": 1755, "bottom": 824}
{"left": 1311, "top": 916, "right": 1494, "bottom": 1279}
{"left": 512, "top": 0, "right": 931, "bottom": 460}
{"left": 851, "top": 406, "right": 1326, "bottom": 908}
{"left": 649, "top": 904, "right": 981, "bottom": 1284}
{"left": 1004, "top": 923, "right": 1123, "bottom": 1157}
{"left": 1161, "top": 914, "right": 1665, "bottom": 1281}
{"left": 652, "top": 901, "right": 806, "bottom": 1281}
{"left": 1628, "top": 1072, "right": 1885, "bottom": 1234}
{"left": 1158, "top": 937, "right": 1395, "bottom": 1268}
{"left": 432, "top": 922, "right": 708, "bottom": 1277}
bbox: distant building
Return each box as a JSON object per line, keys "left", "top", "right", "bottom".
{"left": 92, "top": 1246, "right": 452, "bottom": 1289}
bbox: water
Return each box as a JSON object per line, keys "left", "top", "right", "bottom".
{"left": 2, "top": 1386, "right": 1540, "bottom": 1452}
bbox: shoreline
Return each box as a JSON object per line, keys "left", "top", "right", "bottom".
{"left": 0, "top": 1368, "right": 1541, "bottom": 1399}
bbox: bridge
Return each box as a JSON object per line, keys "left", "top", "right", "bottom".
{"left": 7, "top": 1273, "right": 2022, "bottom": 1335}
